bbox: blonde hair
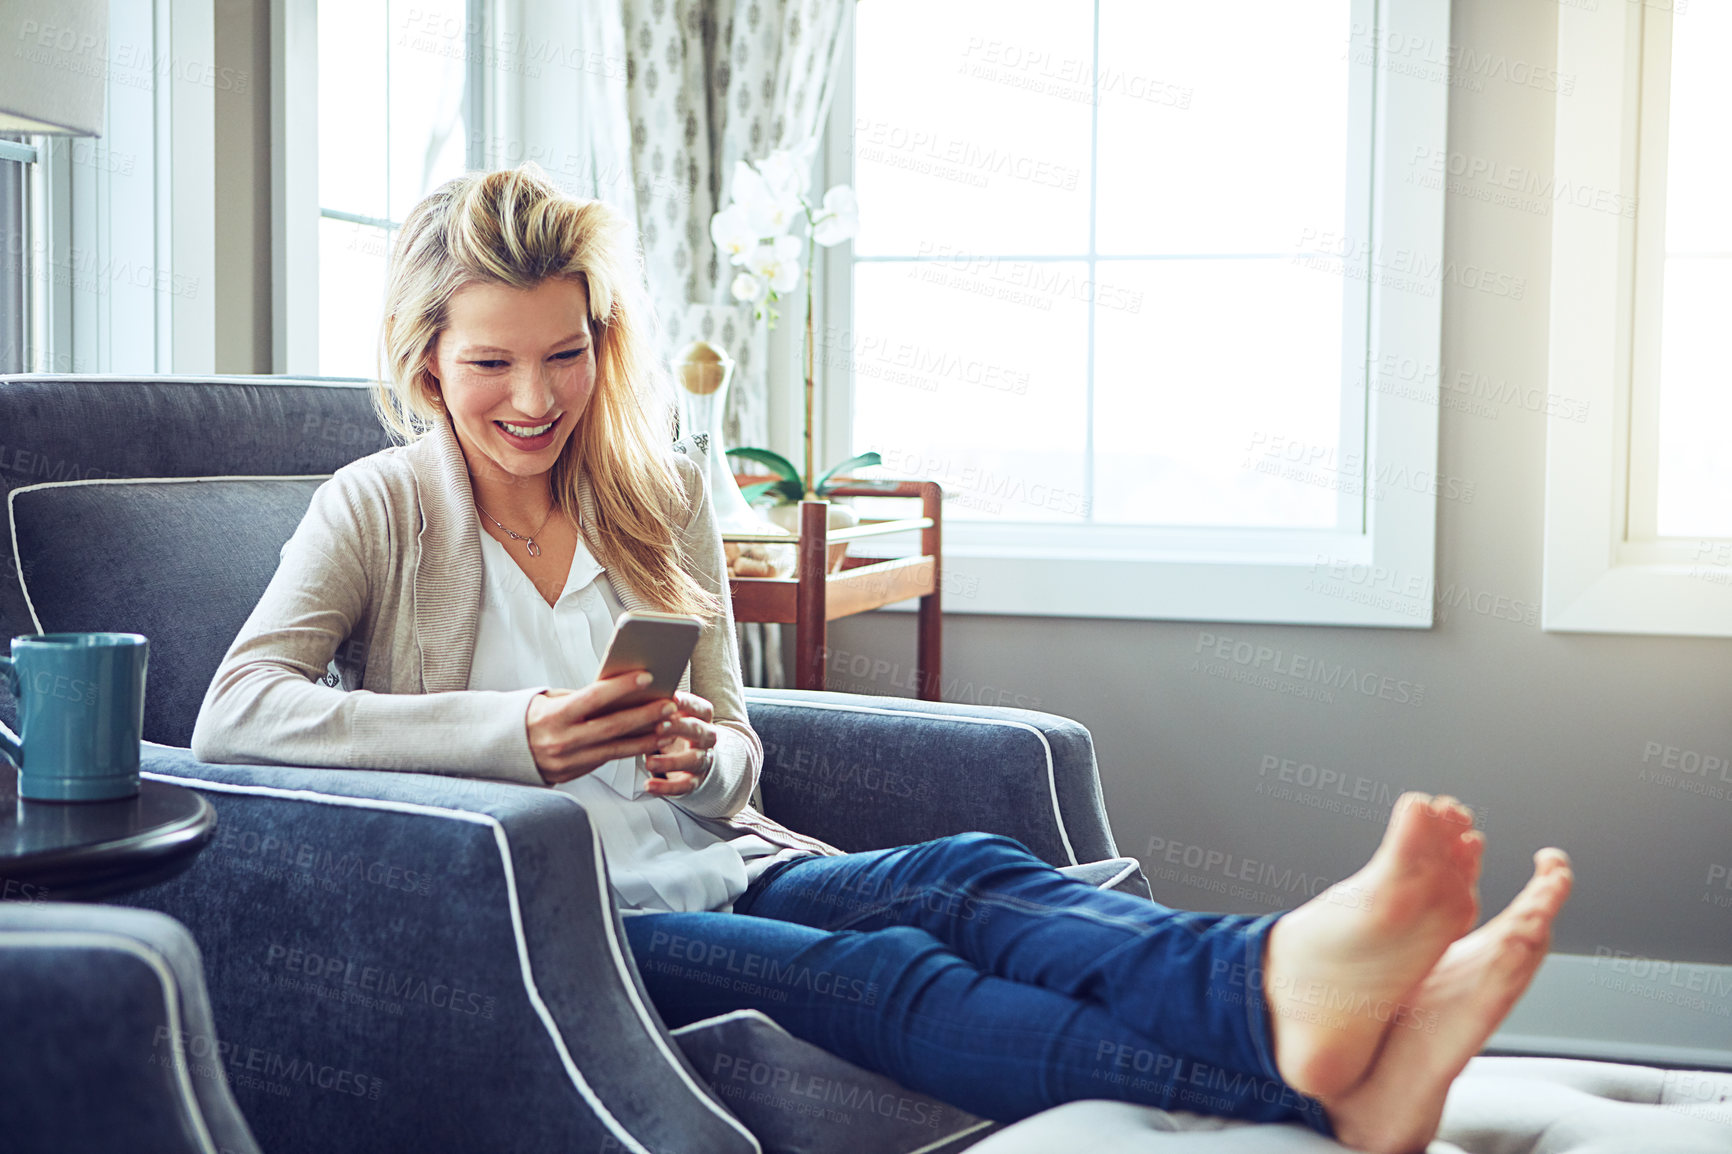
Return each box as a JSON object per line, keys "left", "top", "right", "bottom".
{"left": 371, "top": 164, "right": 723, "bottom": 624}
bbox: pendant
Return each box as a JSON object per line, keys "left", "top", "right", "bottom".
{"left": 526, "top": 539, "right": 541, "bottom": 557}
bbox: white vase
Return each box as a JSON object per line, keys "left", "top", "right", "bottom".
{"left": 676, "top": 340, "right": 795, "bottom": 578}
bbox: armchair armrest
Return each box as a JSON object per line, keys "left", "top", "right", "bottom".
{"left": 743, "top": 689, "right": 1121, "bottom": 868}
{"left": 127, "top": 743, "right": 757, "bottom": 1154}
{"left": 0, "top": 903, "right": 263, "bottom": 1154}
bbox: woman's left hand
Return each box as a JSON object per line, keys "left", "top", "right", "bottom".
{"left": 644, "top": 690, "right": 718, "bottom": 797}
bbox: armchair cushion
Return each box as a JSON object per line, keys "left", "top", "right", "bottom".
{"left": 9, "top": 476, "right": 325, "bottom": 747}
{"left": 0, "top": 374, "right": 396, "bottom": 734}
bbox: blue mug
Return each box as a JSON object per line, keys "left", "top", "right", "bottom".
{"left": 0, "top": 632, "right": 149, "bottom": 802}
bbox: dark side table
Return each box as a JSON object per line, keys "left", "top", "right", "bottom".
{"left": 0, "top": 766, "right": 215, "bottom": 902}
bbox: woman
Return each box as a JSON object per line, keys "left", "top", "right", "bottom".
{"left": 192, "top": 165, "right": 1572, "bottom": 1154}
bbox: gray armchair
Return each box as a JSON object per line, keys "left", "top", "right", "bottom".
{"left": 0, "top": 375, "right": 1145, "bottom": 1154}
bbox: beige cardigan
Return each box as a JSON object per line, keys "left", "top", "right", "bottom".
{"left": 190, "top": 413, "right": 837, "bottom": 858}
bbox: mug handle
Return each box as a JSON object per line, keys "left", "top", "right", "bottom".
{"left": 0, "top": 656, "right": 20, "bottom": 769}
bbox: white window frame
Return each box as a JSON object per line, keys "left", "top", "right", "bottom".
{"left": 821, "top": 0, "right": 1448, "bottom": 626}
{"left": 20, "top": 0, "right": 217, "bottom": 375}
{"left": 1541, "top": 0, "right": 1732, "bottom": 636}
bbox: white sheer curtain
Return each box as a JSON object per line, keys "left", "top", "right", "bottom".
{"left": 514, "top": 0, "right": 847, "bottom": 685}
{"left": 618, "top": 0, "right": 849, "bottom": 687}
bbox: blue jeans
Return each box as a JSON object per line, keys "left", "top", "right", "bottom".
{"left": 623, "top": 833, "right": 1331, "bottom": 1133}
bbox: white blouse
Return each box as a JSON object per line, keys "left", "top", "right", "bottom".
{"left": 465, "top": 520, "right": 803, "bottom": 913}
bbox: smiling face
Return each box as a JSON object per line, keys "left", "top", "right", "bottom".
{"left": 426, "top": 277, "right": 596, "bottom": 501}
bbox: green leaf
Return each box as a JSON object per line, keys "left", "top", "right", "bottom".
{"left": 740, "top": 478, "right": 805, "bottom": 505}
{"left": 815, "top": 451, "right": 882, "bottom": 495}
{"left": 738, "top": 480, "right": 781, "bottom": 504}
{"left": 726, "top": 447, "right": 803, "bottom": 484}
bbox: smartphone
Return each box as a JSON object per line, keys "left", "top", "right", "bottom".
{"left": 592, "top": 610, "right": 703, "bottom": 719}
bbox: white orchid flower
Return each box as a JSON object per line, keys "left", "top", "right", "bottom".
{"left": 812, "top": 185, "right": 860, "bottom": 247}
{"left": 756, "top": 141, "right": 816, "bottom": 206}
{"left": 730, "top": 271, "right": 766, "bottom": 303}
{"left": 727, "top": 159, "right": 796, "bottom": 237}
{"left": 748, "top": 235, "right": 804, "bottom": 295}
{"left": 710, "top": 203, "right": 757, "bottom": 267}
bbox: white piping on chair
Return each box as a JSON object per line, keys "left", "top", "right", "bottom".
{"left": 743, "top": 696, "right": 1079, "bottom": 865}
{"left": 8, "top": 475, "right": 334, "bottom": 638}
{"left": 0, "top": 930, "right": 219, "bottom": 1154}
{"left": 139, "top": 772, "right": 760, "bottom": 1154}
{"left": 1092, "top": 857, "right": 1142, "bottom": 892}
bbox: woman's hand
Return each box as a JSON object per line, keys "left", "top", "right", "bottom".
{"left": 526, "top": 671, "right": 688, "bottom": 785}
{"left": 643, "top": 690, "right": 719, "bottom": 798}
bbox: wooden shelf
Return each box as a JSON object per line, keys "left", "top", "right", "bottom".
{"left": 725, "top": 476, "right": 943, "bottom": 698}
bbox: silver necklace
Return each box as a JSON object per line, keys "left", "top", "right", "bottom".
{"left": 476, "top": 500, "right": 557, "bottom": 557}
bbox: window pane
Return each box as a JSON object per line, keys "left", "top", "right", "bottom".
{"left": 854, "top": 0, "right": 1092, "bottom": 257}
{"left": 848, "top": 261, "right": 1089, "bottom": 523}
{"left": 1655, "top": 259, "right": 1732, "bottom": 537}
{"left": 1661, "top": 3, "right": 1732, "bottom": 254}
{"left": 387, "top": 0, "right": 469, "bottom": 223}
{"left": 1096, "top": 0, "right": 1351, "bottom": 255}
{"left": 1656, "top": 5, "right": 1732, "bottom": 537}
{"left": 319, "top": 218, "right": 393, "bottom": 378}
{"left": 1094, "top": 259, "right": 1343, "bottom": 527}
{"left": 318, "top": 0, "right": 388, "bottom": 219}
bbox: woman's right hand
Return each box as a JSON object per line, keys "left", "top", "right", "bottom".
{"left": 525, "top": 671, "right": 681, "bottom": 785}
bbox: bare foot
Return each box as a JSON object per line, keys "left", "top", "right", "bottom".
{"left": 1260, "top": 793, "right": 1483, "bottom": 1100}
{"left": 1326, "top": 848, "right": 1574, "bottom": 1154}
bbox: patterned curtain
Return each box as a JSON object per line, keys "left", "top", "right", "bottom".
{"left": 620, "top": 0, "right": 850, "bottom": 687}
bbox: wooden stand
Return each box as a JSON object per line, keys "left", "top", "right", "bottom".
{"left": 724, "top": 477, "right": 943, "bottom": 698}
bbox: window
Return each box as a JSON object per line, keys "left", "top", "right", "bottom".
{"left": 1629, "top": 2, "right": 1732, "bottom": 541}
{"left": 0, "top": 136, "right": 33, "bottom": 374}
{"left": 826, "top": 0, "right": 1448, "bottom": 624}
{"left": 1543, "top": 0, "right": 1732, "bottom": 635}
{"left": 314, "top": 0, "right": 475, "bottom": 378}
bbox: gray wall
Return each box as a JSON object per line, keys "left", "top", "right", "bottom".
{"left": 805, "top": 0, "right": 1732, "bottom": 966}
{"left": 214, "top": 0, "right": 272, "bottom": 374}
